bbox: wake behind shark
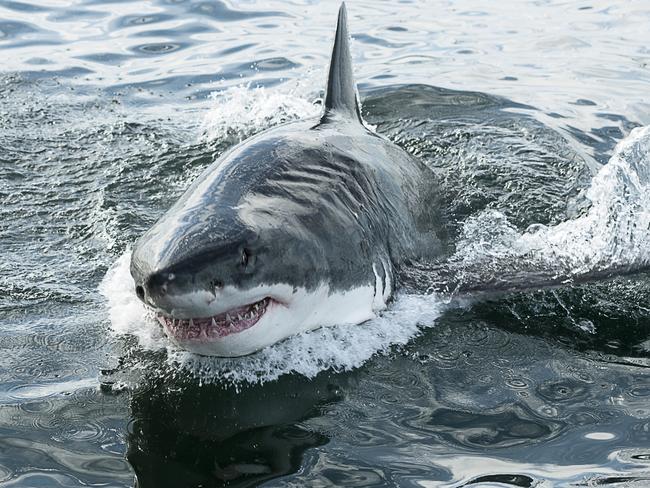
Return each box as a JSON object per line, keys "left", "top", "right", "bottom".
{"left": 130, "top": 4, "right": 443, "bottom": 356}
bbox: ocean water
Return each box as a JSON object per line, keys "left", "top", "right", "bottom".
{"left": 1, "top": 0, "right": 650, "bottom": 486}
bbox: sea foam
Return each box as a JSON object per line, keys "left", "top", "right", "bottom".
{"left": 453, "top": 125, "right": 650, "bottom": 278}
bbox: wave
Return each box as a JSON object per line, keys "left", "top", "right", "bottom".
{"left": 428, "top": 125, "right": 650, "bottom": 292}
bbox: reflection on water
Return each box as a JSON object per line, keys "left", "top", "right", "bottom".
{"left": 2, "top": 0, "right": 650, "bottom": 486}
{"left": 289, "top": 309, "right": 650, "bottom": 487}
{"left": 115, "top": 295, "right": 650, "bottom": 487}
{"left": 126, "top": 373, "right": 337, "bottom": 487}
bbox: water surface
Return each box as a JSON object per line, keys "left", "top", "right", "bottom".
{"left": 1, "top": 0, "right": 650, "bottom": 486}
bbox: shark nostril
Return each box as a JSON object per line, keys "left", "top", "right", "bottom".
{"left": 135, "top": 285, "right": 145, "bottom": 301}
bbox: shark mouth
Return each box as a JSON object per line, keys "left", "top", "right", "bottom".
{"left": 156, "top": 297, "right": 272, "bottom": 342}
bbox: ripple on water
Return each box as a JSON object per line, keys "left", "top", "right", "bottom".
{"left": 536, "top": 379, "right": 590, "bottom": 404}
{"left": 411, "top": 320, "right": 517, "bottom": 372}
{"left": 13, "top": 399, "right": 61, "bottom": 432}
{"left": 505, "top": 376, "right": 532, "bottom": 391}
{"left": 5, "top": 378, "right": 97, "bottom": 403}
{"left": 131, "top": 42, "right": 186, "bottom": 55}
{"left": 18, "top": 399, "right": 55, "bottom": 415}
{"left": 112, "top": 13, "right": 173, "bottom": 29}
{"left": 187, "top": 1, "right": 287, "bottom": 21}
{"left": 320, "top": 467, "right": 385, "bottom": 487}
{"left": 423, "top": 406, "right": 566, "bottom": 449}
{"left": 614, "top": 449, "right": 650, "bottom": 465}
{"left": 1, "top": 1, "right": 649, "bottom": 486}
{"left": 52, "top": 419, "right": 107, "bottom": 443}
{"left": 628, "top": 384, "right": 650, "bottom": 399}
{"left": 0, "top": 20, "right": 37, "bottom": 40}
{"left": 0, "top": 465, "right": 10, "bottom": 484}
{"left": 0, "top": 436, "right": 131, "bottom": 485}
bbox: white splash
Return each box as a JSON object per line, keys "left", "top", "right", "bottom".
{"left": 171, "top": 294, "right": 443, "bottom": 384}
{"left": 200, "top": 78, "right": 322, "bottom": 144}
{"left": 99, "top": 250, "right": 445, "bottom": 384}
{"left": 454, "top": 125, "right": 650, "bottom": 277}
{"left": 99, "top": 251, "right": 166, "bottom": 351}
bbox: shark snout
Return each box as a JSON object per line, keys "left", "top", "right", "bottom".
{"left": 133, "top": 267, "right": 230, "bottom": 317}
{"left": 134, "top": 270, "right": 176, "bottom": 307}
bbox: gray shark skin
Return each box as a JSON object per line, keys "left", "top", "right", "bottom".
{"left": 130, "top": 3, "right": 441, "bottom": 356}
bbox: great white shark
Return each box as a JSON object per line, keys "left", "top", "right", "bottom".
{"left": 130, "top": 3, "right": 442, "bottom": 356}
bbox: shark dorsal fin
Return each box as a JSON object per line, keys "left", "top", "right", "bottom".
{"left": 320, "top": 3, "right": 363, "bottom": 125}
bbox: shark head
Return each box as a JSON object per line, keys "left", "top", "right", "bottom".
{"left": 130, "top": 4, "right": 394, "bottom": 357}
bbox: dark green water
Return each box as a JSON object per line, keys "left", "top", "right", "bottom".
{"left": 1, "top": 1, "right": 650, "bottom": 486}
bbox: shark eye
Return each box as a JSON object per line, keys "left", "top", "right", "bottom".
{"left": 241, "top": 248, "right": 250, "bottom": 267}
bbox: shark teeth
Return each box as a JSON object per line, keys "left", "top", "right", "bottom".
{"left": 157, "top": 297, "right": 272, "bottom": 342}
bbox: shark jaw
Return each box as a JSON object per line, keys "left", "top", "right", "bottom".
{"left": 156, "top": 297, "right": 273, "bottom": 341}
{"left": 147, "top": 282, "right": 388, "bottom": 357}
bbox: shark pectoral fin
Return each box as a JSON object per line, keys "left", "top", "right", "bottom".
{"left": 320, "top": 3, "right": 364, "bottom": 125}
